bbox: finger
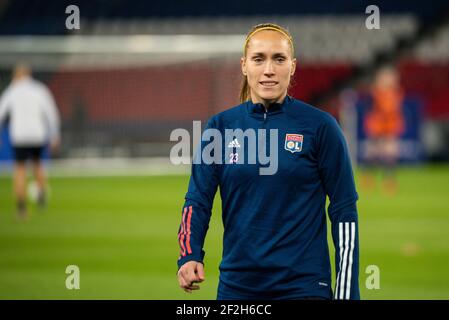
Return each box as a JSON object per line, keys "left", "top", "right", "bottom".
{"left": 187, "top": 266, "right": 199, "bottom": 283}
{"left": 178, "top": 271, "right": 189, "bottom": 286}
{"left": 182, "top": 287, "right": 192, "bottom": 293}
{"left": 184, "top": 282, "right": 200, "bottom": 291}
{"left": 179, "top": 271, "right": 199, "bottom": 289}
{"left": 182, "top": 284, "right": 192, "bottom": 293}
{"left": 196, "top": 263, "right": 205, "bottom": 282}
{"left": 178, "top": 275, "right": 193, "bottom": 293}
{"left": 188, "top": 284, "right": 200, "bottom": 290}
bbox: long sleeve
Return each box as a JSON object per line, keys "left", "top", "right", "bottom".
{"left": 317, "top": 115, "right": 360, "bottom": 300}
{"left": 0, "top": 89, "right": 11, "bottom": 127}
{"left": 177, "top": 118, "right": 220, "bottom": 269}
{"left": 42, "top": 87, "right": 61, "bottom": 141}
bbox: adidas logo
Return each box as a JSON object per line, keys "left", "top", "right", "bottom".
{"left": 228, "top": 138, "right": 241, "bottom": 148}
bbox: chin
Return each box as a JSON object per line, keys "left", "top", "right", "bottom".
{"left": 258, "top": 93, "right": 282, "bottom": 102}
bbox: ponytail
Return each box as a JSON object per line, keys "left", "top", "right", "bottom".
{"left": 239, "top": 76, "right": 250, "bottom": 103}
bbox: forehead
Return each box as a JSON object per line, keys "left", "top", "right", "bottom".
{"left": 246, "top": 30, "right": 291, "bottom": 55}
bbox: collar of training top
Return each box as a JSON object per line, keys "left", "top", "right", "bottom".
{"left": 246, "top": 95, "right": 292, "bottom": 117}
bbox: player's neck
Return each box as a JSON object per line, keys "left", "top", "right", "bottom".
{"left": 251, "top": 93, "right": 287, "bottom": 111}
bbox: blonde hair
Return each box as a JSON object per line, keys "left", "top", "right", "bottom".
{"left": 239, "top": 23, "right": 295, "bottom": 103}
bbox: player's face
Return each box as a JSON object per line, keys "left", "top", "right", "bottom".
{"left": 375, "top": 68, "right": 400, "bottom": 90}
{"left": 241, "top": 31, "right": 296, "bottom": 106}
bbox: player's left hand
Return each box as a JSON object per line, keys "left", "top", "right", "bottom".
{"left": 50, "top": 137, "right": 61, "bottom": 155}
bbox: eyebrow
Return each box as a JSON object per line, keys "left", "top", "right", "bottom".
{"left": 250, "top": 52, "right": 288, "bottom": 57}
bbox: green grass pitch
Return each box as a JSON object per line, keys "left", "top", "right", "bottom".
{"left": 0, "top": 165, "right": 449, "bottom": 299}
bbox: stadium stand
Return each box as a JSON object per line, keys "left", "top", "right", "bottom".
{"left": 0, "top": 0, "right": 448, "bottom": 159}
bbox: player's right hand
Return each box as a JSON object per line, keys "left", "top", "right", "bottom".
{"left": 177, "top": 261, "right": 205, "bottom": 293}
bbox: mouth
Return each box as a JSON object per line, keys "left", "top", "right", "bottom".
{"left": 259, "top": 81, "right": 279, "bottom": 87}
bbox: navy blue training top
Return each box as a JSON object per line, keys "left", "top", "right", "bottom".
{"left": 177, "top": 96, "right": 360, "bottom": 300}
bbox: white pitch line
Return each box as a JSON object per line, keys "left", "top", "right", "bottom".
{"left": 0, "top": 158, "right": 191, "bottom": 177}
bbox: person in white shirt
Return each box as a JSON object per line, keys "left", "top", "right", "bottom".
{"left": 0, "top": 63, "right": 61, "bottom": 219}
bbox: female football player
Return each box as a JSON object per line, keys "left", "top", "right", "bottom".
{"left": 176, "top": 23, "right": 360, "bottom": 300}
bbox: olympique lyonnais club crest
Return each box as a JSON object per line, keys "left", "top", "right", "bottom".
{"left": 284, "top": 134, "right": 303, "bottom": 153}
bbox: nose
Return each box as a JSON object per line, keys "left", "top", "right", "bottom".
{"left": 263, "top": 60, "right": 275, "bottom": 76}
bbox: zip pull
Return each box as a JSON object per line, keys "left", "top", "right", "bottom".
{"left": 264, "top": 112, "right": 267, "bottom": 121}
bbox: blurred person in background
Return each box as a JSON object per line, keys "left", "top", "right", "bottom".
{"left": 0, "top": 63, "right": 61, "bottom": 219}
{"left": 362, "top": 66, "right": 405, "bottom": 195}
{"left": 176, "top": 23, "right": 360, "bottom": 300}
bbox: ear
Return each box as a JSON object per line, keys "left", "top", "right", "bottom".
{"left": 291, "top": 58, "right": 297, "bottom": 76}
{"left": 241, "top": 57, "right": 247, "bottom": 76}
